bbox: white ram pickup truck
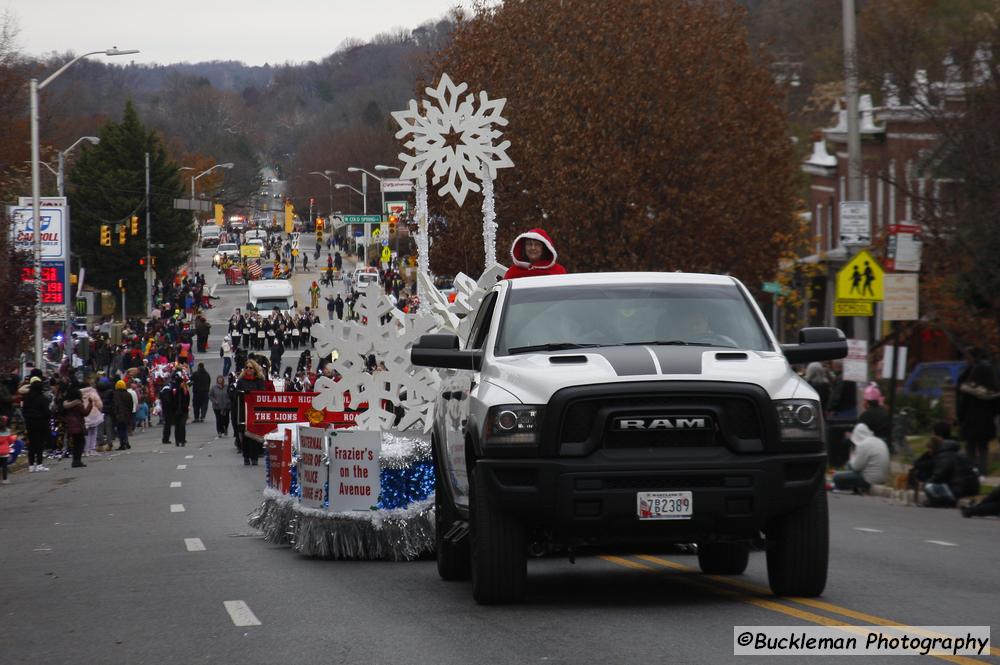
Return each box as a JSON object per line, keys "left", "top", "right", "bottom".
{"left": 412, "top": 272, "right": 847, "bottom": 604}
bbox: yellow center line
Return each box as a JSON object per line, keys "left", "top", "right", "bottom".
{"left": 600, "top": 555, "right": 989, "bottom": 665}
{"left": 635, "top": 555, "right": 1000, "bottom": 659}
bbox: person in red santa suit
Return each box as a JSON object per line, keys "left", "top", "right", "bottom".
{"left": 503, "top": 228, "right": 567, "bottom": 279}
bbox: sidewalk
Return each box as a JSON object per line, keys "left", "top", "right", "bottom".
{"left": 845, "top": 459, "right": 999, "bottom": 506}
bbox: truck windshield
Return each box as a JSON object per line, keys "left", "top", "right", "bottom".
{"left": 254, "top": 298, "right": 290, "bottom": 311}
{"left": 496, "top": 283, "right": 772, "bottom": 355}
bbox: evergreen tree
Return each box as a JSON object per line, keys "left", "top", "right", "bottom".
{"left": 67, "top": 101, "right": 193, "bottom": 307}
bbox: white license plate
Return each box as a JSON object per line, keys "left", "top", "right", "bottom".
{"left": 637, "top": 491, "right": 693, "bottom": 520}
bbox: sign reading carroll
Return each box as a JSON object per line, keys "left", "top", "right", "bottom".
{"left": 329, "top": 430, "right": 380, "bottom": 511}
{"left": 8, "top": 205, "right": 67, "bottom": 260}
{"left": 380, "top": 178, "right": 414, "bottom": 193}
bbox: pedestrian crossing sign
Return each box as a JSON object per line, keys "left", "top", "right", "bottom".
{"left": 836, "top": 249, "right": 884, "bottom": 302}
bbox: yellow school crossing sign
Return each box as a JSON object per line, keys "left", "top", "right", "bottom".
{"left": 835, "top": 250, "right": 884, "bottom": 316}
{"left": 836, "top": 250, "right": 884, "bottom": 301}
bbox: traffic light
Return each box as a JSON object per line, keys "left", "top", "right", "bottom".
{"left": 316, "top": 230, "right": 323, "bottom": 243}
{"left": 315, "top": 217, "right": 324, "bottom": 231}
{"left": 214, "top": 203, "right": 224, "bottom": 226}
{"left": 138, "top": 257, "right": 145, "bottom": 267}
{"left": 130, "top": 215, "right": 139, "bottom": 236}
{"left": 100, "top": 225, "right": 111, "bottom": 246}
{"left": 388, "top": 214, "right": 398, "bottom": 236}
{"left": 117, "top": 278, "right": 125, "bottom": 290}
{"left": 118, "top": 224, "right": 127, "bottom": 245}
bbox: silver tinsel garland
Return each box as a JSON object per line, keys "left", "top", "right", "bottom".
{"left": 481, "top": 171, "right": 497, "bottom": 269}
{"left": 248, "top": 489, "right": 435, "bottom": 561}
{"left": 247, "top": 431, "right": 436, "bottom": 561}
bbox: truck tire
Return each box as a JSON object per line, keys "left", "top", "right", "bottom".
{"left": 697, "top": 542, "right": 749, "bottom": 575}
{"left": 435, "top": 459, "right": 471, "bottom": 581}
{"left": 470, "top": 465, "right": 526, "bottom": 604}
{"left": 766, "top": 487, "right": 828, "bottom": 597}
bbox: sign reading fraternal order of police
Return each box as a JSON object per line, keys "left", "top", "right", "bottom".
{"left": 297, "top": 426, "right": 329, "bottom": 509}
{"left": 329, "top": 430, "right": 380, "bottom": 512}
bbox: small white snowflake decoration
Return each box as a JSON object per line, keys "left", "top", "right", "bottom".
{"left": 392, "top": 73, "right": 514, "bottom": 206}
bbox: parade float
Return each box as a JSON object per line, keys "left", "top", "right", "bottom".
{"left": 248, "top": 73, "right": 512, "bottom": 560}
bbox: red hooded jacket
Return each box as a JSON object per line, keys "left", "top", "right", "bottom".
{"left": 502, "top": 228, "right": 567, "bottom": 279}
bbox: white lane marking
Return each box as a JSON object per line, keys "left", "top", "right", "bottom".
{"left": 170, "top": 481, "right": 182, "bottom": 488}
{"left": 184, "top": 538, "right": 206, "bottom": 552}
{"left": 223, "top": 600, "right": 261, "bottom": 626}
{"left": 177, "top": 464, "right": 187, "bottom": 470}
{"left": 170, "top": 504, "right": 186, "bottom": 513}
{"left": 184, "top": 455, "right": 194, "bottom": 459}
{"left": 854, "top": 527, "right": 883, "bottom": 533}
{"left": 925, "top": 540, "right": 958, "bottom": 547}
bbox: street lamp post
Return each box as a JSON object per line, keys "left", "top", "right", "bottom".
{"left": 375, "top": 165, "right": 401, "bottom": 260}
{"left": 54, "top": 135, "right": 99, "bottom": 369}
{"left": 335, "top": 183, "right": 365, "bottom": 265}
{"left": 348, "top": 167, "right": 386, "bottom": 268}
{"left": 308, "top": 170, "right": 336, "bottom": 218}
{"left": 30, "top": 47, "right": 138, "bottom": 368}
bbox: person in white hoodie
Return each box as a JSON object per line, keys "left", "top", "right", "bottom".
{"left": 80, "top": 379, "right": 105, "bottom": 456}
{"left": 832, "top": 422, "right": 890, "bottom": 493}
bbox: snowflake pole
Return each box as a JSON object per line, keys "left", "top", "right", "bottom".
{"left": 415, "top": 174, "right": 429, "bottom": 299}
{"left": 481, "top": 170, "right": 496, "bottom": 270}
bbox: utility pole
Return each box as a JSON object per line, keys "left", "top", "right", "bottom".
{"left": 843, "top": 0, "right": 870, "bottom": 408}
{"left": 145, "top": 152, "right": 153, "bottom": 314}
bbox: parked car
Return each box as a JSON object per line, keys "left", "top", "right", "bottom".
{"left": 902, "top": 361, "right": 964, "bottom": 401}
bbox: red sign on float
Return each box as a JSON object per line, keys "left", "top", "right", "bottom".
{"left": 266, "top": 432, "right": 293, "bottom": 494}
{"left": 245, "top": 391, "right": 356, "bottom": 441}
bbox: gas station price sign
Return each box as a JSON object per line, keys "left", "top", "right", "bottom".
{"left": 20, "top": 262, "right": 65, "bottom": 305}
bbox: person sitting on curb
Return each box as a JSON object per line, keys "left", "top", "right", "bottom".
{"left": 911, "top": 421, "right": 980, "bottom": 507}
{"left": 962, "top": 485, "right": 1000, "bottom": 518}
{"left": 831, "top": 422, "right": 890, "bottom": 494}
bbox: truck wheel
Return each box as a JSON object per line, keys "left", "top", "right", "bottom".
{"left": 435, "top": 462, "right": 470, "bottom": 581}
{"left": 470, "top": 465, "right": 526, "bottom": 604}
{"left": 766, "top": 487, "right": 828, "bottom": 597}
{"left": 697, "top": 542, "right": 749, "bottom": 575}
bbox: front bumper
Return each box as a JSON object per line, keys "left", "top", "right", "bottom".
{"left": 476, "top": 449, "right": 826, "bottom": 545}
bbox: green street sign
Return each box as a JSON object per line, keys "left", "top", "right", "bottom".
{"left": 342, "top": 214, "right": 382, "bottom": 224}
{"left": 762, "top": 281, "right": 789, "bottom": 296}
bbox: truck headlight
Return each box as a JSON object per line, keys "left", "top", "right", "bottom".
{"left": 773, "top": 399, "right": 823, "bottom": 441}
{"left": 484, "top": 405, "right": 544, "bottom": 445}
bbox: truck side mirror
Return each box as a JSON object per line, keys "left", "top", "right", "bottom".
{"left": 781, "top": 327, "right": 848, "bottom": 364}
{"left": 411, "top": 334, "right": 483, "bottom": 371}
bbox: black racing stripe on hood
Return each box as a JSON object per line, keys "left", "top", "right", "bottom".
{"left": 651, "top": 347, "right": 704, "bottom": 375}
{"left": 593, "top": 347, "right": 657, "bottom": 376}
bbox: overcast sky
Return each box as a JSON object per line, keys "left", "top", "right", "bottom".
{"left": 10, "top": 0, "right": 472, "bottom": 66}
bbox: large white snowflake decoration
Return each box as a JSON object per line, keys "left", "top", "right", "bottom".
{"left": 392, "top": 73, "right": 514, "bottom": 206}
{"left": 310, "top": 288, "right": 441, "bottom": 432}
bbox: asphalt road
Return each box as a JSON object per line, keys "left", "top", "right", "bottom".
{"left": 2, "top": 241, "right": 998, "bottom": 665}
